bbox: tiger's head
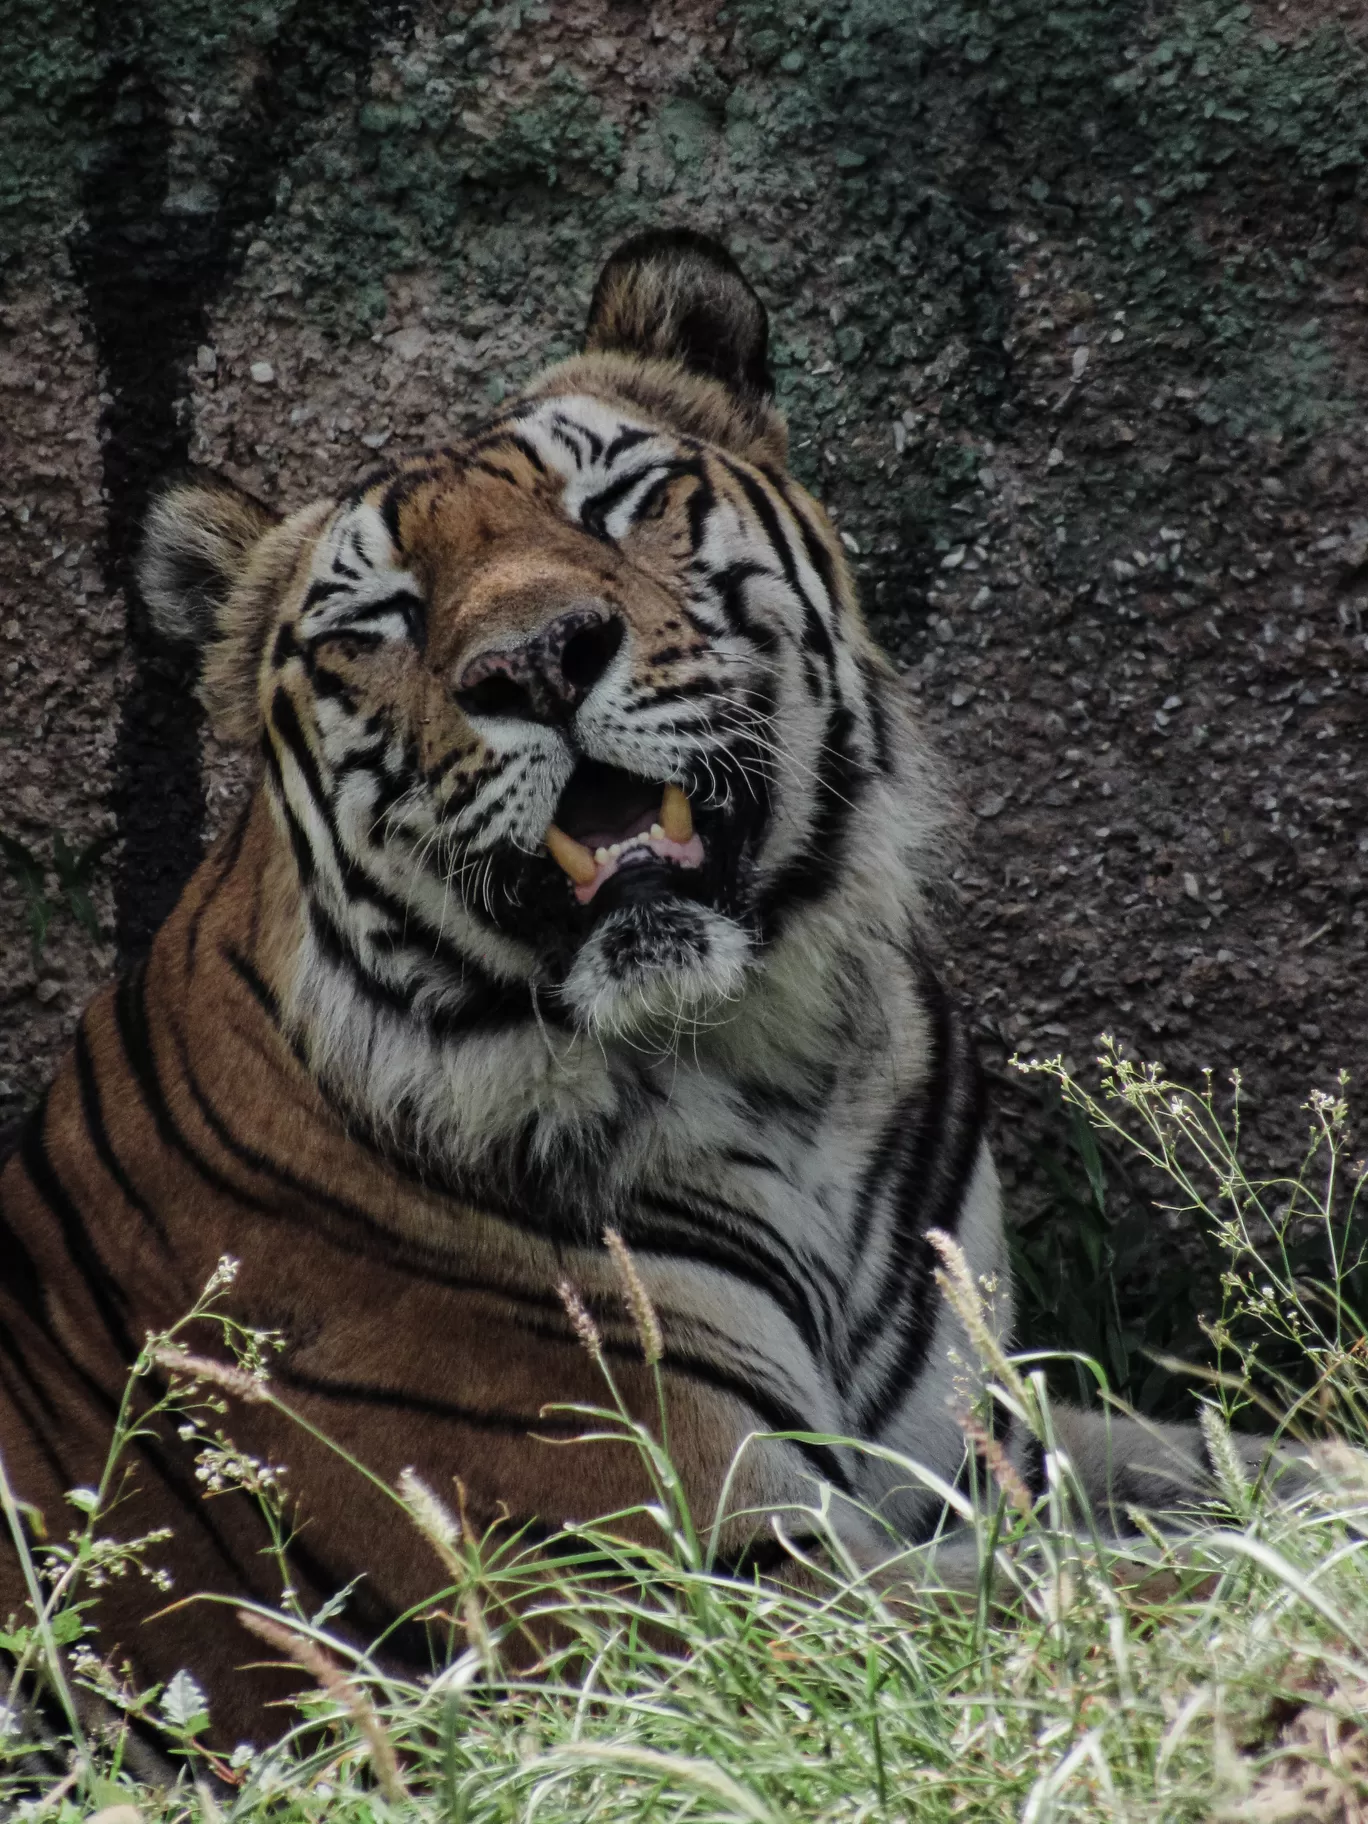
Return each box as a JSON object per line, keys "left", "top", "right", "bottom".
{"left": 140, "top": 232, "right": 939, "bottom": 1132}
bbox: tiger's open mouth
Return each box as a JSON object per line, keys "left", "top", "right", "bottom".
{"left": 545, "top": 760, "right": 705, "bottom": 905}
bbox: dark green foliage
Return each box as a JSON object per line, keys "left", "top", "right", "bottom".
{"left": 1012, "top": 1072, "right": 1368, "bottom": 1425}
{"left": 0, "top": 830, "right": 112, "bottom": 961}
{"left": 0, "top": 834, "right": 54, "bottom": 961}
{"left": 1010, "top": 1083, "right": 1219, "bottom": 1418}
{"left": 52, "top": 832, "right": 115, "bottom": 944}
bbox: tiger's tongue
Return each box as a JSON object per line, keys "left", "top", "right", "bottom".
{"left": 580, "top": 807, "right": 658, "bottom": 852}
{"left": 544, "top": 783, "right": 698, "bottom": 897}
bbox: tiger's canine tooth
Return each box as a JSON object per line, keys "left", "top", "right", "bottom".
{"left": 660, "top": 784, "right": 693, "bottom": 844}
{"left": 545, "top": 823, "right": 597, "bottom": 886}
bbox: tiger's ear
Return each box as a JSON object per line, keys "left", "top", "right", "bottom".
{"left": 584, "top": 229, "right": 774, "bottom": 405}
{"left": 139, "top": 480, "right": 277, "bottom": 648}
{"left": 138, "top": 480, "right": 323, "bottom": 745}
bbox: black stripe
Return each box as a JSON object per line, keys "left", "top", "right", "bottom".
{"left": 269, "top": 683, "right": 328, "bottom": 808}
{"left": 762, "top": 467, "right": 844, "bottom": 618}
{"left": 341, "top": 460, "right": 399, "bottom": 507}
{"left": 756, "top": 700, "right": 864, "bottom": 936}
{"left": 553, "top": 412, "right": 602, "bottom": 462}
{"left": 0, "top": 1204, "right": 64, "bottom": 1421}
{"left": 704, "top": 559, "right": 780, "bottom": 652}
{"left": 121, "top": 997, "right": 575, "bottom": 1313}
{"left": 272, "top": 622, "right": 299, "bottom": 668}
{"left": 331, "top": 738, "right": 393, "bottom": 780}
{"left": 111, "top": 965, "right": 282, "bottom": 1226}
{"left": 0, "top": 1105, "right": 129, "bottom": 1424}
{"left": 603, "top": 426, "right": 653, "bottom": 464}
{"left": 274, "top": 1365, "right": 586, "bottom": 1436}
{"left": 17, "top": 1093, "right": 137, "bottom": 1368}
{"left": 377, "top": 467, "right": 445, "bottom": 549}
{"left": 847, "top": 977, "right": 956, "bottom": 1376}
{"left": 222, "top": 944, "right": 281, "bottom": 1024}
{"left": 720, "top": 458, "right": 836, "bottom": 666}
{"left": 550, "top": 424, "right": 585, "bottom": 467}
{"left": 304, "top": 896, "right": 545, "bottom": 1036}
{"left": 472, "top": 459, "right": 522, "bottom": 486}
{"left": 186, "top": 797, "right": 252, "bottom": 967}
{"left": 862, "top": 660, "right": 894, "bottom": 775}
{"left": 491, "top": 1293, "right": 853, "bottom": 1492}
{"left": 264, "top": 748, "right": 317, "bottom": 888}
{"left": 685, "top": 469, "right": 717, "bottom": 556}
{"left": 302, "top": 578, "right": 350, "bottom": 610}
{"left": 579, "top": 467, "right": 652, "bottom": 541}
{"left": 0, "top": 1351, "right": 66, "bottom": 1471}
{"left": 628, "top": 1192, "right": 835, "bottom": 1357}
{"left": 851, "top": 982, "right": 987, "bottom": 1435}
{"left": 503, "top": 432, "right": 549, "bottom": 475}
{"left": 73, "top": 1021, "right": 171, "bottom": 1250}
{"left": 268, "top": 686, "right": 528, "bottom": 990}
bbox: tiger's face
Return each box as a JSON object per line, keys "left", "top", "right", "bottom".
{"left": 141, "top": 234, "right": 916, "bottom": 1054}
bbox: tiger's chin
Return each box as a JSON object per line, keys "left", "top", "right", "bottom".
{"left": 558, "top": 896, "right": 753, "bottom": 1039}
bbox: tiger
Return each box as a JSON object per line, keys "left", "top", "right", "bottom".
{"left": 0, "top": 230, "right": 1292, "bottom": 1747}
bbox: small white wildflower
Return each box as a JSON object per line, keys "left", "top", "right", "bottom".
{"left": 206, "top": 1254, "right": 240, "bottom": 1295}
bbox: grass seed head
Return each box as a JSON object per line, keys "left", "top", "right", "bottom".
{"left": 150, "top": 1345, "right": 269, "bottom": 1404}
{"left": 558, "top": 1277, "right": 603, "bottom": 1363}
{"left": 236, "top": 1610, "right": 409, "bottom": 1805}
{"left": 604, "top": 1227, "right": 664, "bottom": 1365}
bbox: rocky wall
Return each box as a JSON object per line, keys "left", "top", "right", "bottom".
{"left": 3, "top": 0, "right": 1368, "bottom": 1235}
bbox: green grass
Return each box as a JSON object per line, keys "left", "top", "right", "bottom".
{"left": 3, "top": 1045, "right": 1367, "bottom": 1822}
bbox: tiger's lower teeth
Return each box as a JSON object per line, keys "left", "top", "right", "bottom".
{"left": 544, "top": 786, "right": 704, "bottom": 902}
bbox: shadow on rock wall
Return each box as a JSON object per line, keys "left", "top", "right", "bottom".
{"left": 3, "top": 0, "right": 1367, "bottom": 1369}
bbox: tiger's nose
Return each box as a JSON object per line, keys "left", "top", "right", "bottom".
{"left": 453, "top": 608, "right": 625, "bottom": 725}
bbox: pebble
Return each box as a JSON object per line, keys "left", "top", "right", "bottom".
{"left": 249, "top": 361, "right": 275, "bottom": 385}
{"left": 34, "top": 979, "right": 61, "bottom": 1005}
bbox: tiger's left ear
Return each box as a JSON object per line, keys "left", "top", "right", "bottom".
{"left": 139, "top": 479, "right": 278, "bottom": 649}
{"left": 584, "top": 229, "right": 774, "bottom": 406}
{"left": 138, "top": 479, "right": 325, "bottom": 744}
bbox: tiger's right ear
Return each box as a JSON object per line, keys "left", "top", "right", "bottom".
{"left": 138, "top": 481, "right": 324, "bottom": 744}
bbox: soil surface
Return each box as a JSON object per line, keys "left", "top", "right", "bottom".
{"left": 4, "top": 0, "right": 1368, "bottom": 1263}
